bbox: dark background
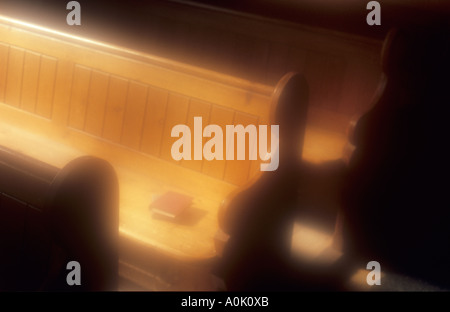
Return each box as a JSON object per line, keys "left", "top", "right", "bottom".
{"left": 1, "top": 0, "right": 450, "bottom": 40}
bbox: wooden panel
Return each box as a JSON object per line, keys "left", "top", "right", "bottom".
{"left": 0, "top": 10, "right": 383, "bottom": 124}
{"left": 5, "top": 46, "right": 24, "bottom": 108}
{"left": 201, "top": 105, "right": 234, "bottom": 180}
{"left": 52, "top": 60, "right": 74, "bottom": 126}
{"left": 320, "top": 55, "right": 346, "bottom": 111}
{"left": 121, "top": 81, "right": 148, "bottom": 150}
{"left": 0, "top": 44, "right": 8, "bottom": 102}
{"left": 0, "top": 20, "right": 273, "bottom": 120}
{"left": 265, "top": 43, "right": 290, "bottom": 85}
{"left": 35, "top": 56, "right": 57, "bottom": 119}
{"left": 287, "top": 46, "right": 307, "bottom": 74}
{"left": 140, "top": 87, "right": 169, "bottom": 157}
{"left": 185, "top": 27, "right": 223, "bottom": 72}
{"left": 103, "top": 76, "right": 128, "bottom": 143}
{"left": 181, "top": 98, "right": 211, "bottom": 172}
{"left": 179, "top": 23, "right": 214, "bottom": 66}
{"left": 231, "top": 34, "right": 269, "bottom": 81}
{"left": 84, "top": 70, "right": 109, "bottom": 137}
{"left": 21, "top": 51, "right": 41, "bottom": 113}
{"left": 224, "top": 112, "right": 259, "bottom": 185}
{"left": 160, "top": 93, "right": 189, "bottom": 163}
{"left": 214, "top": 32, "right": 241, "bottom": 77}
{"left": 303, "top": 50, "right": 326, "bottom": 108}
{"left": 0, "top": 8, "right": 385, "bottom": 266}
{"left": 69, "top": 65, "right": 91, "bottom": 130}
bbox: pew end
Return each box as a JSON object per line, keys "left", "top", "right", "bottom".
{"left": 0, "top": 148, "right": 119, "bottom": 291}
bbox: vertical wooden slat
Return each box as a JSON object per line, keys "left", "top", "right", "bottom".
{"left": 224, "top": 112, "right": 259, "bottom": 186}
{"left": 140, "top": 87, "right": 169, "bottom": 157}
{"left": 160, "top": 93, "right": 189, "bottom": 163}
{"left": 52, "top": 59, "right": 74, "bottom": 126}
{"left": 68, "top": 65, "right": 91, "bottom": 130}
{"left": 84, "top": 70, "right": 109, "bottom": 137}
{"left": 35, "top": 56, "right": 57, "bottom": 119}
{"left": 121, "top": 81, "right": 148, "bottom": 150}
{"left": 5, "top": 46, "right": 24, "bottom": 108}
{"left": 182, "top": 98, "right": 211, "bottom": 172}
{"left": 0, "top": 44, "right": 10, "bottom": 102}
{"left": 103, "top": 75, "right": 128, "bottom": 143}
{"left": 20, "top": 51, "right": 40, "bottom": 113}
{"left": 201, "top": 105, "right": 234, "bottom": 180}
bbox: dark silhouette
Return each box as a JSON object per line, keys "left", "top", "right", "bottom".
{"left": 216, "top": 22, "right": 450, "bottom": 290}
{"left": 215, "top": 72, "right": 343, "bottom": 291}
{"left": 342, "top": 24, "right": 450, "bottom": 288}
{"left": 0, "top": 147, "right": 119, "bottom": 291}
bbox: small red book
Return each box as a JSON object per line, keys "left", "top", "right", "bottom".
{"left": 150, "top": 191, "right": 193, "bottom": 219}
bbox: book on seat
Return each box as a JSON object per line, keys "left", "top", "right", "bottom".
{"left": 150, "top": 191, "right": 193, "bottom": 219}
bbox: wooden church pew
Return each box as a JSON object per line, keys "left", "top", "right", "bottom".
{"left": 0, "top": 15, "right": 278, "bottom": 289}
{"left": 0, "top": 146, "right": 118, "bottom": 291}
{"left": 0, "top": 13, "right": 348, "bottom": 289}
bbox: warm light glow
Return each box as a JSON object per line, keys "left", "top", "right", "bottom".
{"left": 291, "top": 221, "right": 335, "bottom": 260}
{"left": 303, "top": 126, "right": 347, "bottom": 163}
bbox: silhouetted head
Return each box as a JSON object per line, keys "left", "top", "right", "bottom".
{"left": 381, "top": 25, "right": 450, "bottom": 93}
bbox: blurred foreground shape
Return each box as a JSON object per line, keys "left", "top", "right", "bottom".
{"left": 0, "top": 149, "right": 118, "bottom": 291}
